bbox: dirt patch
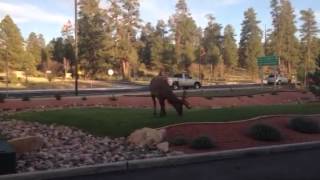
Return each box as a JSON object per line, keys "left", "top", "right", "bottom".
{"left": 165, "top": 115, "right": 320, "bottom": 154}
{"left": 0, "top": 91, "right": 316, "bottom": 111}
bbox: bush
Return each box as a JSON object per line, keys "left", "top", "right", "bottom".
{"left": 109, "top": 95, "right": 118, "bottom": 101}
{"left": 81, "top": 96, "right": 87, "bottom": 101}
{"left": 22, "top": 95, "right": 30, "bottom": 101}
{"left": 170, "top": 136, "right": 188, "bottom": 146}
{"left": 289, "top": 117, "right": 320, "bottom": 134}
{"left": 205, "top": 96, "right": 213, "bottom": 100}
{"left": 54, "top": 94, "right": 62, "bottom": 101}
{"left": 249, "top": 124, "right": 282, "bottom": 141}
{"left": 308, "top": 69, "right": 320, "bottom": 97}
{"left": 270, "top": 91, "right": 278, "bottom": 96}
{"left": 190, "top": 136, "right": 215, "bottom": 149}
{"left": 0, "top": 94, "right": 6, "bottom": 103}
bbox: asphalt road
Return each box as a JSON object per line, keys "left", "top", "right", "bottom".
{"left": 0, "top": 83, "right": 262, "bottom": 99}
{"left": 59, "top": 148, "right": 320, "bottom": 180}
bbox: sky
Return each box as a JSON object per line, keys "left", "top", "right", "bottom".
{"left": 0, "top": 0, "right": 319, "bottom": 43}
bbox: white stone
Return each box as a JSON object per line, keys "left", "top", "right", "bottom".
{"left": 156, "top": 142, "right": 169, "bottom": 153}
{"left": 127, "top": 128, "right": 166, "bottom": 147}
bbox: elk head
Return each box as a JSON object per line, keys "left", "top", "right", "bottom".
{"left": 172, "top": 90, "right": 191, "bottom": 116}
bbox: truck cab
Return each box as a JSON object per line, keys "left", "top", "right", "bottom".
{"left": 167, "top": 73, "right": 201, "bottom": 90}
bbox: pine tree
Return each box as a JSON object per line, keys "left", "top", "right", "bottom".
{"left": 0, "top": 15, "right": 25, "bottom": 70}
{"left": 202, "top": 14, "right": 223, "bottom": 80}
{"left": 238, "top": 8, "right": 263, "bottom": 78}
{"left": 169, "top": 0, "right": 198, "bottom": 72}
{"left": 78, "top": 0, "right": 108, "bottom": 78}
{"left": 300, "top": 8, "right": 319, "bottom": 86}
{"left": 107, "top": 0, "right": 141, "bottom": 80}
{"left": 26, "top": 32, "right": 43, "bottom": 66}
{"left": 223, "top": 25, "right": 238, "bottom": 70}
{"left": 156, "top": 20, "right": 175, "bottom": 72}
{"left": 269, "top": 0, "right": 299, "bottom": 76}
{"left": 139, "top": 22, "right": 154, "bottom": 67}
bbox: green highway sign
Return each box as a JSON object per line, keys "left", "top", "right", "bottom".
{"left": 257, "top": 55, "right": 279, "bottom": 66}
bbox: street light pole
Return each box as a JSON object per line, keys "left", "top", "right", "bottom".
{"left": 74, "top": 0, "right": 79, "bottom": 96}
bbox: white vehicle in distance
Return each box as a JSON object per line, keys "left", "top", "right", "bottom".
{"left": 167, "top": 73, "right": 201, "bottom": 90}
{"left": 267, "top": 74, "right": 289, "bottom": 85}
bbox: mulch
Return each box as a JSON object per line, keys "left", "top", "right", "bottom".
{"left": 0, "top": 91, "right": 316, "bottom": 111}
{"left": 165, "top": 115, "right": 320, "bottom": 153}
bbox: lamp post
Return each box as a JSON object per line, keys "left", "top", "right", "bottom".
{"left": 74, "top": 0, "right": 79, "bottom": 96}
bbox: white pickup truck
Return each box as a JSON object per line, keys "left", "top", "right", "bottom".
{"left": 167, "top": 73, "right": 201, "bottom": 90}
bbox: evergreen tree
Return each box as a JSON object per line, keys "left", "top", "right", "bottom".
{"left": 139, "top": 22, "right": 154, "bottom": 67}
{"left": 223, "top": 25, "right": 238, "bottom": 70}
{"left": 202, "top": 14, "right": 223, "bottom": 79}
{"left": 26, "top": 32, "right": 43, "bottom": 66}
{"left": 238, "top": 8, "right": 263, "bottom": 78}
{"left": 155, "top": 20, "right": 175, "bottom": 72}
{"left": 269, "top": 0, "right": 299, "bottom": 76}
{"left": 169, "top": 0, "right": 198, "bottom": 71}
{"left": 0, "top": 15, "right": 25, "bottom": 70}
{"left": 300, "top": 8, "right": 319, "bottom": 86}
{"left": 107, "top": 0, "right": 141, "bottom": 80}
{"left": 78, "top": 0, "right": 108, "bottom": 78}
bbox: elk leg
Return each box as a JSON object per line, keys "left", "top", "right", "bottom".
{"left": 152, "top": 95, "right": 157, "bottom": 116}
{"left": 159, "top": 98, "right": 166, "bottom": 117}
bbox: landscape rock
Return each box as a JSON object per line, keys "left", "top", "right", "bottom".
{"left": 156, "top": 142, "right": 169, "bottom": 153}
{"left": 0, "top": 120, "right": 168, "bottom": 173}
{"left": 8, "top": 136, "right": 44, "bottom": 154}
{"left": 127, "top": 128, "right": 166, "bottom": 147}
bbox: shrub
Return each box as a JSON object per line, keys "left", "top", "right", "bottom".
{"left": 170, "top": 136, "right": 188, "bottom": 146}
{"left": 247, "top": 95, "right": 254, "bottom": 98}
{"left": 0, "top": 93, "right": 6, "bottom": 103}
{"left": 81, "top": 96, "right": 87, "bottom": 101}
{"left": 308, "top": 69, "right": 320, "bottom": 97}
{"left": 249, "top": 124, "right": 282, "bottom": 141}
{"left": 190, "top": 136, "right": 215, "bottom": 149}
{"left": 270, "top": 91, "right": 278, "bottom": 96}
{"left": 205, "top": 96, "right": 213, "bottom": 100}
{"left": 109, "top": 95, "right": 118, "bottom": 101}
{"left": 22, "top": 95, "right": 30, "bottom": 101}
{"left": 54, "top": 94, "right": 62, "bottom": 101}
{"left": 289, "top": 117, "right": 320, "bottom": 134}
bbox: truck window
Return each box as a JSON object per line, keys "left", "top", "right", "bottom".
{"left": 174, "top": 74, "right": 182, "bottom": 78}
{"left": 186, "top": 75, "right": 192, "bottom": 79}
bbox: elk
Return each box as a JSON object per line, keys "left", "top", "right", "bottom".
{"left": 150, "top": 75, "right": 191, "bottom": 116}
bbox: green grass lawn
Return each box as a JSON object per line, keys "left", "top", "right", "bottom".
{"left": 12, "top": 103, "right": 320, "bottom": 138}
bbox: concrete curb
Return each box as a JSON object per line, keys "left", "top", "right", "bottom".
{"left": 127, "top": 141, "right": 320, "bottom": 170}
{"left": 1, "top": 141, "right": 320, "bottom": 180}
{"left": 0, "top": 162, "right": 127, "bottom": 180}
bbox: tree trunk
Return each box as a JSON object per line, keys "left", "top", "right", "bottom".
{"left": 122, "top": 59, "right": 130, "bottom": 80}
{"left": 209, "top": 64, "right": 213, "bottom": 82}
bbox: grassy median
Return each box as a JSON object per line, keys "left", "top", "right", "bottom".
{"left": 12, "top": 103, "right": 320, "bottom": 137}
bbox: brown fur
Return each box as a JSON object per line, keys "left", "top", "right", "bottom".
{"left": 150, "top": 76, "right": 190, "bottom": 116}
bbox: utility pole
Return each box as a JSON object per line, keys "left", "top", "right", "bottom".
{"left": 74, "top": 0, "right": 79, "bottom": 96}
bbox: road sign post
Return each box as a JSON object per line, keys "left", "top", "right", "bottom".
{"left": 257, "top": 55, "right": 280, "bottom": 88}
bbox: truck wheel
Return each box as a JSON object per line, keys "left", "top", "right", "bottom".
{"left": 277, "top": 81, "right": 282, "bottom": 85}
{"left": 173, "top": 83, "right": 179, "bottom": 90}
{"left": 194, "top": 82, "right": 201, "bottom": 89}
